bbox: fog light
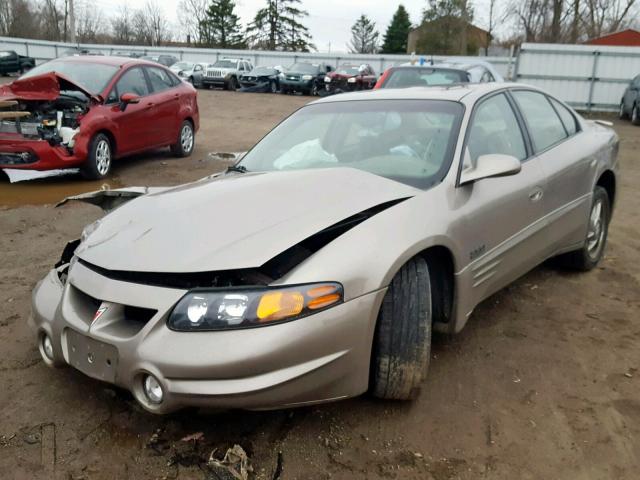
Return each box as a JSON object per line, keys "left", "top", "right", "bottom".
{"left": 143, "top": 374, "right": 164, "bottom": 404}
{"left": 42, "top": 334, "right": 54, "bottom": 360}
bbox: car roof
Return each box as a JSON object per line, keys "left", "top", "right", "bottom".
{"left": 48, "top": 55, "right": 167, "bottom": 69}
{"left": 311, "top": 82, "right": 521, "bottom": 105}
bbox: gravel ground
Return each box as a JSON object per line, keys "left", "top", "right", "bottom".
{"left": 0, "top": 87, "right": 639, "bottom": 480}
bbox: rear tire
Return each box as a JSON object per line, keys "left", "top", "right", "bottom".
{"left": 371, "top": 256, "right": 432, "bottom": 400}
{"left": 81, "top": 133, "right": 112, "bottom": 180}
{"left": 270, "top": 80, "right": 278, "bottom": 93}
{"left": 632, "top": 104, "right": 640, "bottom": 125}
{"left": 171, "top": 120, "right": 195, "bottom": 157}
{"left": 619, "top": 102, "right": 628, "bottom": 120}
{"left": 557, "top": 186, "right": 610, "bottom": 271}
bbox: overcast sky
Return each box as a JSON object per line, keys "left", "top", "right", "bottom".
{"left": 94, "top": 0, "right": 498, "bottom": 53}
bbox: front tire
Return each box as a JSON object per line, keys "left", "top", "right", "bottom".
{"left": 619, "top": 102, "right": 628, "bottom": 120}
{"left": 81, "top": 133, "right": 112, "bottom": 180}
{"left": 632, "top": 104, "right": 640, "bottom": 125}
{"left": 371, "top": 257, "right": 432, "bottom": 400}
{"left": 558, "top": 186, "right": 610, "bottom": 271}
{"left": 171, "top": 120, "right": 195, "bottom": 157}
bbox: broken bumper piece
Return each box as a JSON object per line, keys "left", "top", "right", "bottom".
{"left": 30, "top": 259, "right": 385, "bottom": 413}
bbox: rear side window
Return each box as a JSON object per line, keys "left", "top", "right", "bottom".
{"left": 465, "top": 93, "right": 527, "bottom": 166}
{"left": 116, "top": 67, "right": 149, "bottom": 97}
{"left": 549, "top": 97, "right": 578, "bottom": 136}
{"left": 512, "top": 91, "right": 567, "bottom": 152}
{"left": 147, "top": 67, "right": 174, "bottom": 92}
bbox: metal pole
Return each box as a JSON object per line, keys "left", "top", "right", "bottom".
{"left": 69, "top": 0, "right": 76, "bottom": 43}
{"left": 587, "top": 50, "right": 600, "bottom": 112}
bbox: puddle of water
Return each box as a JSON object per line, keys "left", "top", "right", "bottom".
{"left": 0, "top": 171, "right": 123, "bottom": 208}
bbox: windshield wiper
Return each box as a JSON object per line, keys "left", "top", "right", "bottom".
{"left": 226, "top": 165, "right": 248, "bottom": 174}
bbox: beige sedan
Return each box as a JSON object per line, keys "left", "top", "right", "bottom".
{"left": 30, "top": 83, "right": 618, "bottom": 413}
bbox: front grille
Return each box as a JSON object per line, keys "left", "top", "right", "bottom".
{"left": 206, "top": 69, "right": 224, "bottom": 78}
{"left": 286, "top": 75, "right": 300, "bottom": 81}
{"left": 0, "top": 151, "right": 38, "bottom": 165}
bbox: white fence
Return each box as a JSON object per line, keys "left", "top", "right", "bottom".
{"left": 514, "top": 42, "right": 640, "bottom": 112}
{"left": 2, "top": 36, "right": 639, "bottom": 111}
{"left": 0, "top": 36, "right": 513, "bottom": 80}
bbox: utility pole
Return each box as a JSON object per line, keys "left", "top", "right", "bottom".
{"left": 69, "top": 0, "right": 76, "bottom": 43}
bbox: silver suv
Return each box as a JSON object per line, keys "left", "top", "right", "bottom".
{"left": 203, "top": 58, "right": 253, "bottom": 90}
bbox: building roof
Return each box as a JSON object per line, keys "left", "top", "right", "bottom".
{"left": 586, "top": 29, "right": 640, "bottom": 47}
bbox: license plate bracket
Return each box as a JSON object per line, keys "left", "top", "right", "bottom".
{"left": 66, "top": 329, "right": 119, "bottom": 383}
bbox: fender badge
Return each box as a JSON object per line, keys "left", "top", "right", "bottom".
{"left": 93, "top": 305, "right": 108, "bottom": 323}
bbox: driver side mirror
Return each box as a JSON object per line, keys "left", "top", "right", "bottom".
{"left": 459, "top": 153, "right": 521, "bottom": 185}
{"left": 119, "top": 92, "right": 140, "bottom": 112}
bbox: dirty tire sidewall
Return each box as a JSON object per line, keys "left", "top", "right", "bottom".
{"left": 371, "top": 256, "right": 432, "bottom": 400}
{"left": 619, "top": 102, "right": 628, "bottom": 120}
{"left": 632, "top": 104, "right": 640, "bottom": 125}
{"left": 81, "top": 133, "right": 111, "bottom": 180}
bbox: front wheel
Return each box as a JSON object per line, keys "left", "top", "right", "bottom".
{"left": 619, "top": 102, "right": 628, "bottom": 120}
{"left": 632, "top": 104, "right": 640, "bottom": 125}
{"left": 81, "top": 133, "right": 112, "bottom": 180}
{"left": 270, "top": 80, "right": 278, "bottom": 93}
{"left": 557, "top": 186, "right": 610, "bottom": 271}
{"left": 171, "top": 120, "right": 195, "bottom": 157}
{"left": 371, "top": 256, "right": 432, "bottom": 400}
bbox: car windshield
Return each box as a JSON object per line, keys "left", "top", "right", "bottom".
{"left": 238, "top": 100, "right": 463, "bottom": 189}
{"left": 251, "top": 67, "right": 276, "bottom": 75}
{"left": 383, "top": 68, "right": 468, "bottom": 88}
{"left": 289, "top": 63, "right": 320, "bottom": 74}
{"left": 20, "top": 60, "right": 119, "bottom": 94}
{"left": 213, "top": 60, "right": 237, "bottom": 68}
{"left": 337, "top": 66, "right": 361, "bottom": 75}
{"left": 173, "top": 62, "right": 193, "bottom": 70}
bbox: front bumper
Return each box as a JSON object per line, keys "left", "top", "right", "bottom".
{"left": 0, "top": 134, "right": 84, "bottom": 170}
{"left": 30, "top": 261, "right": 385, "bottom": 413}
{"left": 280, "top": 79, "right": 313, "bottom": 92}
{"left": 202, "top": 76, "right": 227, "bottom": 87}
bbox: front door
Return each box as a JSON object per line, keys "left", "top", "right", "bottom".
{"left": 453, "top": 92, "right": 547, "bottom": 304}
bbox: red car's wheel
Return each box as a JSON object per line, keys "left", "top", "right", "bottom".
{"left": 81, "top": 133, "right": 112, "bottom": 180}
{"left": 171, "top": 120, "right": 195, "bottom": 157}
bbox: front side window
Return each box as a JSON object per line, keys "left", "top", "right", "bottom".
{"left": 237, "top": 100, "right": 463, "bottom": 189}
{"left": 465, "top": 93, "right": 527, "bottom": 167}
{"left": 115, "top": 67, "right": 149, "bottom": 97}
{"left": 512, "top": 90, "right": 567, "bottom": 153}
{"left": 146, "top": 67, "right": 174, "bottom": 92}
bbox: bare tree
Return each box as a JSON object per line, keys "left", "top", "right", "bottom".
{"left": 111, "top": 5, "right": 136, "bottom": 45}
{"left": 0, "top": 0, "right": 39, "bottom": 37}
{"left": 177, "top": 0, "right": 208, "bottom": 44}
{"left": 144, "top": 0, "right": 171, "bottom": 46}
{"left": 75, "top": 0, "right": 105, "bottom": 43}
{"left": 39, "top": 0, "right": 63, "bottom": 41}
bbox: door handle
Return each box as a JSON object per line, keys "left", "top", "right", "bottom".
{"left": 529, "top": 187, "right": 544, "bottom": 202}
{"left": 146, "top": 102, "right": 155, "bottom": 108}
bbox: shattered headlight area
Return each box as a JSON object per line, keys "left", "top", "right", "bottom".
{"left": 54, "top": 238, "right": 81, "bottom": 284}
{"left": 168, "top": 282, "right": 343, "bottom": 331}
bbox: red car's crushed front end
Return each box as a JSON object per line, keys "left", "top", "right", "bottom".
{"left": 0, "top": 72, "right": 96, "bottom": 170}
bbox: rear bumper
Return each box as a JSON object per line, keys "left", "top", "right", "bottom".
{"left": 30, "top": 262, "right": 385, "bottom": 413}
{"left": 0, "top": 135, "right": 83, "bottom": 170}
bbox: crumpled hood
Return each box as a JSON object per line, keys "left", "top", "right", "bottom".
{"left": 0, "top": 72, "right": 98, "bottom": 102}
{"left": 76, "top": 168, "right": 418, "bottom": 273}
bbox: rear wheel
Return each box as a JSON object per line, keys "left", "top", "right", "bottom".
{"left": 171, "top": 120, "right": 195, "bottom": 157}
{"left": 557, "top": 186, "right": 610, "bottom": 271}
{"left": 270, "top": 80, "right": 278, "bottom": 93}
{"left": 632, "top": 104, "right": 640, "bottom": 125}
{"left": 81, "top": 133, "right": 112, "bottom": 180}
{"left": 619, "top": 102, "right": 628, "bottom": 120}
{"left": 371, "top": 257, "right": 432, "bottom": 400}
{"left": 227, "top": 76, "right": 238, "bottom": 91}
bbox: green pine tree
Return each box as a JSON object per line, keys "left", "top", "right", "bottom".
{"left": 349, "top": 14, "right": 379, "bottom": 54}
{"left": 199, "top": 0, "right": 245, "bottom": 48}
{"left": 381, "top": 5, "right": 412, "bottom": 54}
{"left": 246, "top": 0, "right": 315, "bottom": 52}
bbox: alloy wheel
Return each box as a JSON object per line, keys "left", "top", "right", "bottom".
{"left": 95, "top": 139, "right": 111, "bottom": 176}
{"left": 586, "top": 198, "right": 605, "bottom": 259}
{"left": 180, "top": 124, "right": 194, "bottom": 153}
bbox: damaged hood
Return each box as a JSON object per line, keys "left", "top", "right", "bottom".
{"left": 76, "top": 168, "right": 418, "bottom": 273}
{"left": 0, "top": 72, "right": 99, "bottom": 102}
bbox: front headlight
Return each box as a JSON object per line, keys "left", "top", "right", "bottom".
{"left": 301, "top": 74, "right": 313, "bottom": 81}
{"left": 168, "top": 282, "right": 343, "bottom": 331}
{"left": 324, "top": 76, "right": 331, "bottom": 83}
{"left": 81, "top": 219, "right": 101, "bottom": 243}
{"left": 347, "top": 77, "right": 357, "bottom": 83}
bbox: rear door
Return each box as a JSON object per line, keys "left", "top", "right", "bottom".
{"left": 454, "top": 92, "right": 547, "bottom": 303}
{"left": 107, "top": 66, "right": 154, "bottom": 153}
{"left": 144, "top": 66, "right": 181, "bottom": 145}
{"left": 622, "top": 75, "right": 640, "bottom": 113}
{"left": 511, "top": 90, "right": 593, "bottom": 256}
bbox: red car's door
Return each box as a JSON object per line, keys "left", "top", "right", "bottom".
{"left": 144, "top": 66, "right": 181, "bottom": 145}
{"left": 107, "top": 66, "right": 155, "bottom": 153}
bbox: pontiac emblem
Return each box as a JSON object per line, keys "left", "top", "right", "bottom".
{"left": 93, "top": 305, "right": 108, "bottom": 323}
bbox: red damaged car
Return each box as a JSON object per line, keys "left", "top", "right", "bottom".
{"left": 322, "top": 64, "right": 377, "bottom": 95}
{"left": 0, "top": 56, "right": 199, "bottom": 179}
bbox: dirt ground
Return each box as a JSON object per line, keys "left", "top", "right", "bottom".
{"left": 1, "top": 88, "right": 639, "bottom": 480}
